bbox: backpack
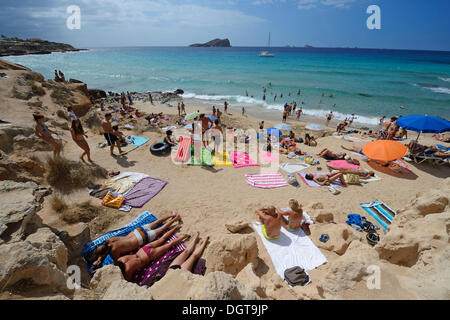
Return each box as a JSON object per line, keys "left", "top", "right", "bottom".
{"left": 284, "top": 266, "right": 310, "bottom": 286}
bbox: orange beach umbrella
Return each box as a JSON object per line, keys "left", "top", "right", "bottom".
{"left": 362, "top": 140, "right": 408, "bottom": 162}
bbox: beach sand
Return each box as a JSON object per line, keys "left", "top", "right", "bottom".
{"left": 1, "top": 59, "right": 449, "bottom": 300}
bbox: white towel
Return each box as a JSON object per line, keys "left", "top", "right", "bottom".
{"left": 252, "top": 221, "right": 327, "bottom": 280}
{"left": 279, "top": 163, "right": 310, "bottom": 174}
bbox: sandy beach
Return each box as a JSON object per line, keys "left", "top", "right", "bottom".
{"left": 1, "top": 58, "right": 449, "bottom": 301}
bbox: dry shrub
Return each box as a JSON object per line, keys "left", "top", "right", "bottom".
{"left": 45, "top": 156, "right": 108, "bottom": 190}
{"left": 56, "top": 109, "right": 68, "bottom": 120}
{"left": 28, "top": 81, "right": 46, "bottom": 96}
{"left": 134, "top": 120, "right": 148, "bottom": 134}
{"left": 83, "top": 110, "right": 103, "bottom": 135}
{"left": 50, "top": 194, "right": 68, "bottom": 213}
{"left": 62, "top": 200, "right": 101, "bottom": 224}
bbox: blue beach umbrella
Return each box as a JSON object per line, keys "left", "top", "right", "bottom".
{"left": 305, "top": 124, "right": 324, "bottom": 131}
{"left": 274, "top": 123, "right": 292, "bottom": 131}
{"left": 397, "top": 115, "right": 450, "bottom": 141}
{"left": 266, "top": 128, "right": 282, "bottom": 136}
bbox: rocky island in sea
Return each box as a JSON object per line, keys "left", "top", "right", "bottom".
{"left": 0, "top": 36, "right": 82, "bottom": 57}
{"left": 189, "top": 38, "right": 231, "bottom": 47}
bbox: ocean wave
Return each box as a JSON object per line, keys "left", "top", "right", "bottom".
{"left": 181, "top": 92, "right": 380, "bottom": 125}
{"left": 414, "top": 83, "right": 450, "bottom": 95}
{"left": 438, "top": 77, "right": 450, "bottom": 82}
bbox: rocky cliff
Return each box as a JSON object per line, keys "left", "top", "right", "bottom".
{"left": 0, "top": 37, "right": 82, "bottom": 57}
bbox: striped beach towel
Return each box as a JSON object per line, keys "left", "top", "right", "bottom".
{"left": 229, "top": 151, "right": 259, "bottom": 168}
{"left": 245, "top": 173, "right": 288, "bottom": 189}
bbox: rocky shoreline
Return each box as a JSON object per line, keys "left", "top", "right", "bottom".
{"left": 0, "top": 37, "right": 83, "bottom": 57}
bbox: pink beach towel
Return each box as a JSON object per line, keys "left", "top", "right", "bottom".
{"left": 229, "top": 151, "right": 259, "bottom": 168}
{"left": 245, "top": 173, "right": 288, "bottom": 189}
{"left": 259, "top": 151, "right": 279, "bottom": 163}
{"left": 328, "top": 160, "right": 361, "bottom": 169}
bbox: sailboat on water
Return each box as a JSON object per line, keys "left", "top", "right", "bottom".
{"left": 259, "top": 32, "right": 275, "bottom": 58}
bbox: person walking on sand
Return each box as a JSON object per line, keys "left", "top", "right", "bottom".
{"left": 177, "top": 103, "right": 181, "bottom": 117}
{"left": 326, "top": 111, "right": 333, "bottom": 127}
{"left": 34, "top": 114, "right": 62, "bottom": 158}
{"left": 148, "top": 92, "right": 154, "bottom": 105}
{"left": 242, "top": 107, "right": 245, "bottom": 116}
{"left": 67, "top": 106, "right": 78, "bottom": 121}
{"left": 224, "top": 101, "right": 228, "bottom": 114}
{"left": 181, "top": 101, "right": 186, "bottom": 115}
{"left": 70, "top": 119, "right": 92, "bottom": 163}
{"left": 127, "top": 91, "right": 133, "bottom": 105}
{"left": 102, "top": 113, "right": 124, "bottom": 157}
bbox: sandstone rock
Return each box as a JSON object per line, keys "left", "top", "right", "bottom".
{"left": 225, "top": 219, "right": 249, "bottom": 233}
{"left": 90, "top": 264, "right": 124, "bottom": 297}
{"left": 319, "top": 241, "right": 379, "bottom": 298}
{"left": 187, "top": 271, "right": 259, "bottom": 300}
{"left": 26, "top": 227, "right": 68, "bottom": 272}
{"left": 27, "top": 100, "right": 43, "bottom": 108}
{"left": 60, "top": 223, "right": 90, "bottom": 263}
{"left": 50, "top": 119, "right": 69, "bottom": 130}
{"left": 11, "top": 86, "right": 32, "bottom": 100}
{"left": 102, "top": 280, "right": 153, "bottom": 300}
{"left": 310, "top": 223, "right": 359, "bottom": 255}
{"left": 0, "top": 181, "right": 48, "bottom": 244}
{"left": 205, "top": 234, "right": 258, "bottom": 276}
{"left": 376, "top": 211, "right": 449, "bottom": 267}
{"left": 0, "top": 241, "right": 68, "bottom": 294}
{"left": 235, "top": 262, "right": 264, "bottom": 297}
{"left": 313, "top": 211, "right": 334, "bottom": 223}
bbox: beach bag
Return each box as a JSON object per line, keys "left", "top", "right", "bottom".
{"left": 305, "top": 156, "right": 314, "bottom": 165}
{"left": 284, "top": 266, "right": 309, "bottom": 286}
{"left": 101, "top": 192, "right": 125, "bottom": 209}
{"left": 344, "top": 174, "right": 360, "bottom": 185}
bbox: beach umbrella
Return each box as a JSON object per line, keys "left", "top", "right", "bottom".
{"left": 274, "top": 123, "right": 292, "bottom": 131}
{"left": 266, "top": 128, "right": 282, "bottom": 136}
{"left": 305, "top": 124, "right": 324, "bottom": 131}
{"left": 362, "top": 140, "right": 408, "bottom": 162}
{"left": 205, "top": 115, "right": 217, "bottom": 121}
{"left": 185, "top": 111, "right": 199, "bottom": 121}
{"left": 396, "top": 115, "right": 450, "bottom": 141}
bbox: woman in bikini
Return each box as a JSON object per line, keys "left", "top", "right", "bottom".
{"left": 34, "top": 114, "right": 62, "bottom": 157}
{"left": 115, "top": 225, "right": 189, "bottom": 281}
{"left": 70, "top": 119, "right": 92, "bottom": 163}
{"left": 304, "top": 172, "right": 348, "bottom": 187}
{"left": 317, "top": 148, "right": 346, "bottom": 160}
{"left": 326, "top": 164, "right": 375, "bottom": 179}
{"left": 167, "top": 232, "right": 209, "bottom": 273}
{"left": 89, "top": 213, "right": 181, "bottom": 267}
{"left": 277, "top": 199, "right": 304, "bottom": 232}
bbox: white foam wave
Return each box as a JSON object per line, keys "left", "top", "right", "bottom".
{"left": 438, "top": 77, "right": 450, "bottom": 82}
{"left": 429, "top": 87, "right": 450, "bottom": 94}
{"left": 182, "top": 92, "right": 379, "bottom": 125}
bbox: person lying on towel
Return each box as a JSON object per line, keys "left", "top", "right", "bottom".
{"left": 255, "top": 206, "right": 283, "bottom": 240}
{"left": 326, "top": 164, "right": 375, "bottom": 179}
{"left": 87, "top": 213, "right": 181, "bottom": 267}
{"left": 305, "top": 172, "right": 348, "bottom": 187}
{"left": 167, "top": 232, "right": 209, "bottom": 273}
{"left": 115, "top": 225, "right": 189, "bottom": 281}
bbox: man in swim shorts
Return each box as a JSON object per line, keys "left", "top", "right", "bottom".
{"left": 255, "top": 206, "right": 283, "bottom": 240}
{"left": 102, "top": 113, "right": 124, "bottom": 156}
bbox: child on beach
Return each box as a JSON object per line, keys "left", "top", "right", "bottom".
{"left": 163, "top": 130, "right": 177, "bottom": 147}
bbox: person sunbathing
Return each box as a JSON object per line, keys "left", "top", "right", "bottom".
{"left": 167, "top": 232, "right": 209, "bottom": 273}
{"left": 341, "top": 144, "right": 363, "bottom": 155}
{"left": 304, "top": 172, "right": 347, "bottom": 187}
{"left": 304, "top": 134, "right": 317, "bottom": 147}
{"left": 89, "top": 214, "right": 180, "bottom": 266}
{"left": 326, "top": 164, "right": 375, "bottom": 179}
{"left": 317, "top": 148, "right": 346, "bottom": 160}
{"left": 276, "top": 199, "right": 304, "bottom": 232}
{"left": 115, "top": 225, "right": 189, "bottom": 281}
{"left": 255, "top": 206, "right": 284, "bottom": 240}
{"left": 433, "top": 134, "right": 450, "bottom": 143}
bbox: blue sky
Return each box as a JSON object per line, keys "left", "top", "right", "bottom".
{"left": 1, "top": 0, "right": 449, "bottom": 51}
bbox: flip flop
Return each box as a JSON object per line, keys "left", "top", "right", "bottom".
{"left": 109, "top": 171, "right": 120, "bottom": 177}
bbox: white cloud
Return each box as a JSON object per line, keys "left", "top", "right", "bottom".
{"left": 296, "top": 0, "right": 357, "bottom": 10}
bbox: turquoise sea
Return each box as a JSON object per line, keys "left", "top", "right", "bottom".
{"left": 5, "top": 47, "right": 450, "bottom": 125}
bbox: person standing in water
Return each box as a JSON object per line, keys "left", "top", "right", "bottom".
{"left": 326, "top": 111, "right": 333, "bottom": 127}
{"left": 70, "top": 119, "right": 92, "bottom": 163}
{"left": 34, "top": 114, "right": 62, "bottom": 158}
